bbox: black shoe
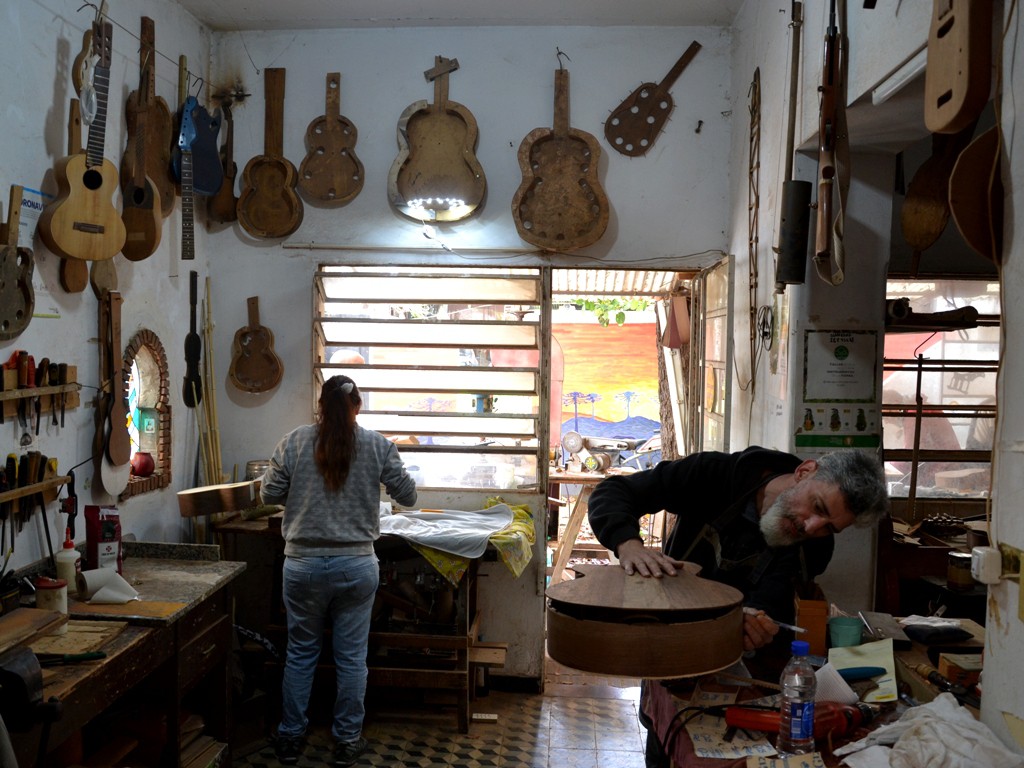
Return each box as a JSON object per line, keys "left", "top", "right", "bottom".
{"left": 332, "top": 737, "right": 367, "bottom": 767}
{"left": 274, "top": 734, "right": 303, "bottom": 765}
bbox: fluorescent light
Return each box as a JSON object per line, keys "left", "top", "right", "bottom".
{"left": 871, "top": 46, "right": 927, "bottom": 106}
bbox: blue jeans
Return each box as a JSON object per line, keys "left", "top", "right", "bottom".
{"left": 278, "top": 554, "right": 379, "bottom": 742}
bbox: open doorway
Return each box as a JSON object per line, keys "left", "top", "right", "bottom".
{"left": 546, "top": 269, "right": 687, "bottom": 582}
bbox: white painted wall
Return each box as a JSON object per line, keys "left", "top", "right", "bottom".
{"left": 0, "top": 0, "right": 213, "bottom": 571}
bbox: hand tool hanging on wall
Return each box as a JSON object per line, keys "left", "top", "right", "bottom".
{"left": 812, "top": 0, "right": 849, "bottom": 286}
{"left": 33, "top": 358, "right": 49, "bottom": 435}
{"left": 773, "top": 1, "right": 812, "bottom": 291}
{"left": 60, "top": 469, "right": 78, "bottom": 539}
{"left": 183, "top": 271, "right": 202, "bottom": 408}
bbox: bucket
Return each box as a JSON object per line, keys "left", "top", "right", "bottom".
{"left": 245, "top": 460, "right": 270, "bottom": 481}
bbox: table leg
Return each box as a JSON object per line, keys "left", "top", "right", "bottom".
{"left": 549, "top": 487, "right": 593, "bottom": 584}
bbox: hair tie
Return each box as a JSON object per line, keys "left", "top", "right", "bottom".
{"left": 341, "top": 381, "right": 354, "bottom": 394}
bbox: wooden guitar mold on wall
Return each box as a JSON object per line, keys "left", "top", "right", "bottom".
{"left": 237, "top": 68, "right": 303, "bottom": 238}
{"left": 299, "top": 73, "right": 364, "bottom": 207}
{"left": 512, "top": 66, "right": 609, "bottom": 251}
{"left": 228, "top": 297, "right": 284, "bottom": 393}
{"left": 388, "top": 56, "right": 486, "bottom": 222}
{"left": 0, "top": 186, "right": 34, "bottom": 340}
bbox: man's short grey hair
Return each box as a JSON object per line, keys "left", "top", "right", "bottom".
{"left": 813, "top": 450, "right": 889, "bottom": 527}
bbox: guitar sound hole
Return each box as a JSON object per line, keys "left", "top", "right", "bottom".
{"left": 131, "top": 187, "right": 146, "bottom": 205}
{"left": 83, "top": 168, "right": 103, "bottom": 191}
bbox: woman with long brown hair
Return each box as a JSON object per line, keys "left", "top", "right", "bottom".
{"left": 261, "top": 375, "right": 417, "bottom": 767}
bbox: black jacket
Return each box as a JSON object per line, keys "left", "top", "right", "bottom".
{"left": 587, "top": 446, "right": 834, "bottom": 622}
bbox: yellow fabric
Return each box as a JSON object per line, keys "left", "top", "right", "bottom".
{"left": 407, "top": 498, "right": 536, "bottom": 586}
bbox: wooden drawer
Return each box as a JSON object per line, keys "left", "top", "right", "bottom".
{"left": 177, "top": 593, "right": 224, "bottom": 645}
{"left": 179, "top": 614, "right": 230, "bottom": 692}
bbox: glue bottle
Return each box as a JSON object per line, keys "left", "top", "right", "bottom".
{"left": 56, "top": 528, "right": 81, "bottom": 589}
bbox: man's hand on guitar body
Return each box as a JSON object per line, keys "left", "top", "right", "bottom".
{"left": 615, "top": 538, "right": 686, "bottom": 578}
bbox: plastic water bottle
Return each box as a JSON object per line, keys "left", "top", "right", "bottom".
{"left": 778, "top": 639, "right": 816, "bottom": 756}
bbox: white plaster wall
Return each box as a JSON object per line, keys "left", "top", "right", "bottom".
{"left": 205, "top": 26, "right": 734, "bottom": 479}
{"left": 0, "top": 0, "right": 213, "bottom": 572}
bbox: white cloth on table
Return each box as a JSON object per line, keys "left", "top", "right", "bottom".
{"left": 378, "top": 504, "right": 514, "bottom": 558}
{"left": 834, "top": 692, "right": 1024, "bottom": 768}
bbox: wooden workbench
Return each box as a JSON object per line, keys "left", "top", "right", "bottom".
{"left": 6, "top": 552, "right": 245, "bottom": 768}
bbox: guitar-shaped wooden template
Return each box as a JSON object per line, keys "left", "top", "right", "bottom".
{"left": 238, "top": 68, "right": 303, "bottom": 238}
{"left": 605, "top": 41, "right": 701, "bottom": 157}
{"left": 299, "top": 73, "right": 364, "bottom": 207}
{"left": 512, "top": 68, "right": 609, "bottom": 251}
{"left": 228, "top": 297, "right": 284, "bottom": 394}
{"left": 207, "top": 101, "right": 239, "bottom": 223}
{"left": 0, "top": 186, "right": 35, "bottom": 341}
{"left": 924, "top": 0, "right": 992, "bottom": 134}
{"left": 388, "top": 56, "right": 486, "bottom": 222}
{"left": 122, "top": 16, "right": 175, "bottom": 219}
{"left": 39, "top": 20, "right": 126, "bottom": 262}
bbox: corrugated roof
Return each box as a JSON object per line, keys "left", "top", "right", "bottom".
{"left": 553, "top": 269, "right": 682, "bottom": 297}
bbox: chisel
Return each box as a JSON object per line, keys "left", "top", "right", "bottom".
{"left": 36, "top": 651, "right": 107, "bottom": 667}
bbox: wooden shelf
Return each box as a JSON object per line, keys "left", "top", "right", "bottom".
{"left": 0, "top": 382, "right": 81, "bottom": 402}
{"left": 0, "top": 476, "right": 71, "bottom": 505}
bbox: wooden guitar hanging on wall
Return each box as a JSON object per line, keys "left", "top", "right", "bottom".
{"left": 388, "top": 56, "right": 486, "bottom": 222}
{"left": 38, "top": 19, "right": 126, "bottom": 262}
{"left": 207, "top": 99, "right": 239, "bottom": 223}
{"left": 122, "top": 16, "right": 174, "bottom": 219}
{"left": 605, "top": 41, "right": 701, "bottom": 157}
{"left": 299, "top": 72, "right": 364, "bottom": 207}
{"left": 237, "top": 68, "right": 303, "bottom": 238}
{"left": 924, "top": 0, "right": 992, "bottom": 134}
{"left": 0, "top": 186, "right": 34, "bottom": 341}
{"left": 512, "top": 61, "right": 609, "bottom": 251}
{"left": 228, "top": 297, "right": 284, "bottom": 393}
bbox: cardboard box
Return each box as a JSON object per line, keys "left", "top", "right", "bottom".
{"left": 795, "top": 595, "right": 828, "bottom": 656}
{"left": 938, "top": 652, "right": 983, "bottom": 687}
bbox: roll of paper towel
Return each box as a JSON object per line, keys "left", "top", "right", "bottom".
{"left": 77, "top": 568, "right": 139, "bottom": 604}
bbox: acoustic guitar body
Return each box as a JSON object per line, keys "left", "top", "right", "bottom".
{"left": 924, "top": 0, "right": 993, "bottom": 134}
{"left": 546, "top": 564, "right": 743, "bottom": 678}
{"left": 388, "top": 57, "right": 485, "bottom": 222}
{"left": 207, "top": 103, "right": 239, "bottom": 224}
{"left": 39, "top": 154, "right": 126, "bottom": 261}
{"left": 298, "top": 73, "right": 364, "bottom": 207}
{"left": 123, "top": 101, "right": 174, "bottom": 220}
{"left": 120, "top": 177, "right": 162, "bottom": 262}
{"left": 121, "top": 17, "right": 175, "bottom": 218}
{"left": 512, "top": 69, "right": 609, "bottom": 251}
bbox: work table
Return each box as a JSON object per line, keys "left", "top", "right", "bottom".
{"left": 6, "top": 544, "right": 245, "bottom": 768}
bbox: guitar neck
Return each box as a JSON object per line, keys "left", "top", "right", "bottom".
{"left": 181, "top": 150, "right": 195, "bottom": 260}
{"left": 86, "top": 64, "right": 111, "bottom": 167}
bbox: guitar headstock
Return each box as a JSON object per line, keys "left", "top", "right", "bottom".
{"left": 179, "top": 95, "right": 199, "bottom": 151}
{"left": 91, "top": 19, "right": 113, "bottom": 71}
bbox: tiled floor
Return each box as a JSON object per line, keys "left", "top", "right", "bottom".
{"left": 239, "top": 662, "right": 646, "bottom": 768}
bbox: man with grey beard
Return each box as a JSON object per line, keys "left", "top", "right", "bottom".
{"left": 586, "top": 447, "right": 889, "bottom": 651}
{"left": 586, "top": 447, "right": 888, "bottom": 768}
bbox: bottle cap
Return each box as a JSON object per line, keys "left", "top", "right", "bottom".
{"left": 62, "top": 527, "right": 75, "bottom": 549}
{"left": 791, "top": 640, "right": 810, "bottom": 655}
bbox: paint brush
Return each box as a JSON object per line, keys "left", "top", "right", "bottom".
{"left": 743, "top": 606, "right": 807, "bottom": 634}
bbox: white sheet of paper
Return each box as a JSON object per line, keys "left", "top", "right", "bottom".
{"left": 827, "top": 638, "right": 898, "bottom": 704}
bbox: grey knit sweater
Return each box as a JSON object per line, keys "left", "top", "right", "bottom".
{"left": 260, "top": 423, "right": 417, "bottom": 557}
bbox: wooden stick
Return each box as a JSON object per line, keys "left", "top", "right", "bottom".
{"left": 203, "top": 278, "right": 224, "bottom": 483}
